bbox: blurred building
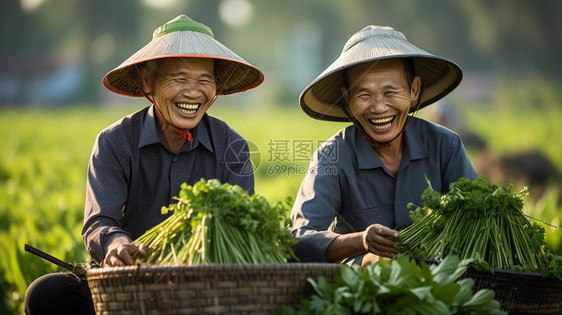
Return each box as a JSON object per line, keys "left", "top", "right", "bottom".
{"left": 0, "top": 58, "right": 85, "bottom": 105}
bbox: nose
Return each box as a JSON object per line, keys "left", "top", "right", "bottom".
{"left": 369, "top": 95, "right": 388, "bottom": 112}
{"left": 180, "top": 79, "right": 202, "bottom": 98}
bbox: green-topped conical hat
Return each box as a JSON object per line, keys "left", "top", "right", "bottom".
{"left": 103, "top": 15, "right": 264, "bottom": 97}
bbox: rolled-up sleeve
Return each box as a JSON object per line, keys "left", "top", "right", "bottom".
{"left": 82, "top": 130, "right": 133, "bottom": 263}
{"left": 291, "top": 141, "right": 341, "bottom": 262}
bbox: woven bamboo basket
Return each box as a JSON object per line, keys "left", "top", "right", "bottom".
{"left": 462, "top": 268, "right": 562, "bottom": 314}
{"left": 415, "top": 257, "right": 562, "bottom": 314}
{"left": 87, "top": 263, "right": 341, "bottom": 315}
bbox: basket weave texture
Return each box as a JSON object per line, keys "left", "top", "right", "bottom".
{"left": 87, "top": 263, "right": 341, "bottom": 315}
{"left": 462, "top": 268, "right": 562, "bottom": 314}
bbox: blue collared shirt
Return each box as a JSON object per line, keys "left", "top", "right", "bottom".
{"left": 83, "top": 105, "right": 254, "bottom": 263}
{"left": 290, "top": 117, "right": 477, "bottom": 262}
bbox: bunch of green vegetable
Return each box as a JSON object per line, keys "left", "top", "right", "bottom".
{"left": 536, "top": 255, "right": 562, "bottom": 282}
{"left": 278, "top": 255, "right": 505, "bottom": 315}
{"left": 398, "top": 175, "right": 551, "bottom": 271}
{"left": 135, "top": 179, "right": 296, "bottom": 265}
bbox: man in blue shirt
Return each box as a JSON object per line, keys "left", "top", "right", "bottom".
{"left": 25, "top": 15, "right": 263, "bottom": 314}
{"left": 291, "top": 25, "right": 477, "bottom": 268}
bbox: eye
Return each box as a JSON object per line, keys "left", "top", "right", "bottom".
{"left": 385, "top": 91, "right": 398, "bottom": 96}
{"left": 199, "top": 79, "right": 215, "bottom": 88}
{"left": 354, "top": 93, "right": 370, "bottom": 99}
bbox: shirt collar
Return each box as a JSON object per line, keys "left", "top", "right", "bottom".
{"left": 190, "top": 115, "right": 214, "bottom": 153}
{"left": 355, "top": 118, "right": 428, "bottom": 170}
{"left": 402, "top": 118, "right": 428, "bottom": 162}
{"left": 138, "top": 106, "right": 161, "bottom": 149}
{"left": 139, "top": 105, "right": 214, "bottom": 153}
{"left": 355, "top": 127, "right": 383, "bottom": 169}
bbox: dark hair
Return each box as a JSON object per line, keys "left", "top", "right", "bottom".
{"left": 143, "top": 60, "right": 159, "bottom": 81}
{"left": 403, "top": 58, "right": 416, "bottom": 87}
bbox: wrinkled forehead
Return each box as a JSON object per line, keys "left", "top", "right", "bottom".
{"left": 348, "top": 59, "right": 405, "bottom": 78}
{"left": 345, "top": 58, "right": 408, "bottom": 86}
{"left": 144, "top": 58, "right": 215, "bottom": 81}
{"left": 156, "top": 57, "right": 215, "bottom": 74}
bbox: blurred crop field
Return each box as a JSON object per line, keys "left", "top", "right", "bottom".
{"left": 1, "top": 86, "right": 561, "bottom": 313}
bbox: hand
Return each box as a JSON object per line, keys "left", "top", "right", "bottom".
{"left": 103, "top": 243, "right": 147, "bottom": 267}
{"left": 360, "top": 253, "right": 393, "bottom": 270}
{"left": 362, "top": 224, "right": 399, "bottom": 258}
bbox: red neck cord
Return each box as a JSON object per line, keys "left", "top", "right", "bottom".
{"left": 152, "top": 96, "right": 196, "bottom": 142}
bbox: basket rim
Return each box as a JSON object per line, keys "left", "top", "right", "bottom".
{"left": 86, "top": 262, "right": 342, "bottom": 277}
{"left": 413, "top": 257, "right": 560, "bottom": 280}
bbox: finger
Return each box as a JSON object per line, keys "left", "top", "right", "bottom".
{"left": 104, "top": 254, "right": 123, "bottom": 267}
{"left": 365, "top": 224, "right": 399, "bottom": 243}
{"left": 366, "top": 242, "right": 397, "bottom": 256}
{"left": 136, "top": 244, "right": 148, "bottom": 257}
{"left": 111, "top": 257, "right": 124, "bottom": 266}
{"left": 365, "top": 236, "right": 398, "bottom": 256}
{"left": 367, "top": 243, "right": 397, "bottom": 256}
{"left": 366, "top": 232, "right": 398, "bottom": 250}
{"left": 370, "top": 225, "right": 399, "bottom": 239}
{"left": 117, "top": 246, "right": 136, "bottom": 265}
{"left": 103, "top": 250, "right": 115, "bottom": 267}
{"left": 130, "top": 244, "right": 148, "bottom": 263}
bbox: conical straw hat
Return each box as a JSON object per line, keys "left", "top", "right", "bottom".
{"left": 103, "top": 15, "right": 264, "bottom": 97}
{"left": 300, "top": 25, "right": 462, "bottom": 122}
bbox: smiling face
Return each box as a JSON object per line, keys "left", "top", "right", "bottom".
{"left": 342, "top": 58, "right": 421, "bottom": 145}
{"left": 141, "top": 57, "right": 217, "bottom": 132}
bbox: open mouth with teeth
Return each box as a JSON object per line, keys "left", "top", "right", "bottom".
{"left": 176, "top": 103, "right": 200, "bottom": 115}
{"left": 369, "top": 115, "right": 395, "bottom": 131}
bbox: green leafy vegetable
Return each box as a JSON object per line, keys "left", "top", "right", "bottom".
{"left": 398, "top": 175, "right": 551, "bottom": 271}
{"left": 278, "top": 255, "right": 505, "bottom": 314}
{"left": 135, "top": 179, "right": 296, "bottom": 265}
{"left": 536, "top": 255, "right": 562, "bottom": 281}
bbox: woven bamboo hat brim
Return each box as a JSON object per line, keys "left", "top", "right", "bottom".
{"left": 103, "top": 15, "right": 264, "bottom": 97}
{"left": 300, "top": 25, "right": 462, "bottom": 122}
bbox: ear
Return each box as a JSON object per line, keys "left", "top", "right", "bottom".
{"left": 410, "top": 76, "right": 422, "bottom": 102}
{"left": 139, "top": 68, "right": 152, "bottom": 94}
{"left": 341, "top": 86, "right": 350, "bottom": 105}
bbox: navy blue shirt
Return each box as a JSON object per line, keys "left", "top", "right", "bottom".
{"left": 290, "top": 118, "right": 477, "bottom": 262}
{"left": 83, "top": 105, "right": 254, "bottom": 263}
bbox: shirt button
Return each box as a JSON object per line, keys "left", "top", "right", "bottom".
{"left": 173, "top": 156, "right": 178, "bottom": 162}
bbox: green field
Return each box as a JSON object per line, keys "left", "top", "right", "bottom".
{"left": 1, "top": 99, "right": 561, "bottom": 314}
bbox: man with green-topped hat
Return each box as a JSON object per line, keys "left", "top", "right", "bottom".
{"left": 25, "top": 15, "right": 263, "bottom": 314}
{"left": 290, "top": 25, "right": 477, "bottom": 268}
